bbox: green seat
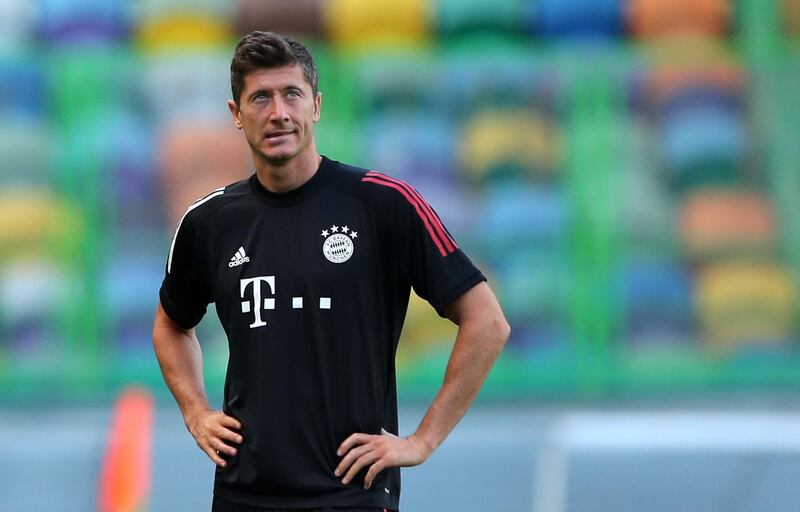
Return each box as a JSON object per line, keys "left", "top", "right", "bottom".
{"left": 435, "top": 0, "right": 526, "bottom": 36}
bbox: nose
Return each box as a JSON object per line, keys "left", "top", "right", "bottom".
{"left": 268, "top": 96, "right": 290, "bottom": 122}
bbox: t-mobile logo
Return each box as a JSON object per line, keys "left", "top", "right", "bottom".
{"left": 240, "top": 276, "right": 275, "bottom": 328}
{"left": 240, "top": 276, "right": 331, "bottom": 329}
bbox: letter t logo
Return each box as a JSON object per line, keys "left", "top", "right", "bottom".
{"left": 240, "top": 276, "right": 276, "bottom": 328}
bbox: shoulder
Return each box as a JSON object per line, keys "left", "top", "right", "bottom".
{"left": 178, "top": 177, "right": 252, "bottom": 228}
{"left": 327, "top": 159, "right": 421, "bottom": 212}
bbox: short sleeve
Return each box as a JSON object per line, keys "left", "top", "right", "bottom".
{"left": 396, "top": 185, "right": 486, "bottom": 317}
{"left": 159, "top": 210, "right": 213, "bottom": 329}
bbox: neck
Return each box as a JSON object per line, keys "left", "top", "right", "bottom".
{"left": 253, "top": 147, "right": 322, "bottom": 194}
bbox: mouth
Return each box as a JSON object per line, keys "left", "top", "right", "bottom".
{"left": 264, "top": 130, "right": 295, "bottom": 141}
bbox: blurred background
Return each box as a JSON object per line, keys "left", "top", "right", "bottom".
{"left": 1, "top": 0, "right": 800, "bottom": 511}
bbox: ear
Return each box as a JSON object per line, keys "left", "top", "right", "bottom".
{"left": 228, "top": 99, "right": 243, "bottom": 129}
{"left": 313, "top": 92, "right": 322, "bottom": 123}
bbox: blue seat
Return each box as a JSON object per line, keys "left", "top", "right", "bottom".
{"left": 621, "top": 262, "right": 694, "bottom": 309}
{"left": 140, "top": 52, "right": 233, "bottom": 126}
{"left": 365, "top": 112, "right": 456, "bottom": 183}
{"left": 37, "top": 0, "right": 130, "bottom": 43}
{"left": 402, "top": 175, "right": 473, "bottom": 237}
{"left": 479, "top": 183, "right": 569, "bottom": 254}
{"left": 660, "top": 104, "right": 747, "bottom": 173}
{"left": 660, "top": 85, "right": 742, "bottom": 118}
{"left": 619, "top": 262, "right": 696, "bottom": 347}
{"left": 0, "top": 57, "right": 46, "bottom": 120}
{"left": 0, "top": 260, "right": 70, "bottom": 355}
{"left": 528, "top": 0, "right": 624, "bottom": 39}
{"left": 102, "top": 254, "right": 164, "bottom": 349}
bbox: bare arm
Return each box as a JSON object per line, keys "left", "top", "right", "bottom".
{"left": 152, "top": 303, "right": 243, "bottom": 467}
{"left": 336, "top": 282, "right": 510, "bottom": 488}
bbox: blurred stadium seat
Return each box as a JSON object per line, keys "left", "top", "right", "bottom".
{"left": 628, "top": 0, "right": 730, "bottom": 39}
{"left": 1, "top": 0, "right": 799, "bottom": 400}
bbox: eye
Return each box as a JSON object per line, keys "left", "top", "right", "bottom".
{"left": 287, "top": 89, "right": 302, "bottom": 98}
{"left": 252, "top": 93, "right": 268, "bottom": 103}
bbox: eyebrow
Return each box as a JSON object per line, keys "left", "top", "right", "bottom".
{"left": 248, "top": 85, "right": 304, "bottom": 101}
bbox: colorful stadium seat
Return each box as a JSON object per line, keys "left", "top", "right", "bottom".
{"left": 788, "top": 0, "right": 800, "bottom": 36}
{"left": 0, "top": 122, "right": 51, "bottom": 186}
{"left": 0, "top": 260, "right": 70, "bottom": 358}
{"left": 158, "top": 123, "right": 250, "bottom": 226}
{"left": 0, "top": 0, "right": 36, "bottom": 50}
{"left": 0, "top": 188, "right": 83, "bottom": 261}
{"left": 623, "top": 162, "right": 677, "bottom": 256}
{"left": 102, "top": 255, "right": 164, "bottom": 351}
{"left": 366, "top": 113, "right": 456, "bottom": 182}
{"left": 140, "top": 52, "right": 232, "bottom": 126}
{"left": 0, "top": 58, "right": 47, "bottom": 120}
{"left": 235, "top": 0, "right": 324, "bottom": 37}
{"left": 459, "top": 109, "right": 562, "bottom": 183}
{"left": 478, "top": 183, "right": 568, "bottom": 254}
{"left": 660, "top": 85, "right": 742, "bottom": 118}
{"left": 621, "top": 262, "right": 695, "bottom": 347}
{"left": 435, "top": 0, "right": 525, "bottom": 36}
{"left": 528, "top": 0, "right": 624, "bottom": 39}
{"left": 395, "top": 291, "right": 458, "bottom": 370}
{"left": 447, "top": 52, "right": 549, "bottom": 115}
{"left": 646, "top": 66, "right": 745, "bottom": 106}
{"left": 135, "top": 13, "right": 232, "bottom": 53}
{"left": 628, "top": 0, "right": 730, "bottom": 39}
{"left": 660, "top": 105, "right": 746, "bottom": 177}
{"left": 697, "top": 261, "right": 798, "bottom": 348}
{"left": 678, "top": 189, "right": 776, "bottom": 259}
{"left": 324, "top": 0, "right": 431, "bottom": 47}
{"left": 37, "top": 0, "right": 130, "bottom": 43}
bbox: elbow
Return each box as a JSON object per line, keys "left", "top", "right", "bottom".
{"left": 489, "top": 315, "right": 511, "bottom": 356}
{"left": 497, "top": 318, "right": 511, "bottom": 347}
{"left": 499, "top": 318, "right": 511, "bottom": 344}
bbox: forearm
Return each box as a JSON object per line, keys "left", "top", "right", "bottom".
{"left": 152, "top": 307, "right": 212, "bottom": 424}
{"left": 411, "top": 315, "right": 509, "bottom": 455}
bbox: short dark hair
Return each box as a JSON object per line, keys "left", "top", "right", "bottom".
{"left": 230, "top": 31, "right": 319, "bottom": 106}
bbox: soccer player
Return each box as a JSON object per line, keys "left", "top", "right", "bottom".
{"left": 152, "top": 31, "right": 510, "bottom": 512}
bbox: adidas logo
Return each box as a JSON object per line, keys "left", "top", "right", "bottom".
{"left": 228, "top": 246, "right": 250, "bottom": 268}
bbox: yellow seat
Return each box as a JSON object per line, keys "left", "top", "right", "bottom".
{"left": 459, "top": 109, "right": 561, "bottom": 183}
{"left": 396, "top": 292, "right": 458, "bottom": 371}
{"left": 0, "top": 188, "right": 83, "bottom": 262}
{"left": 324, "top": 0, "right": 431, "bottom": 48}
{"left": 136, "top": 14, "right": 232, "bottom": 53}
{"left": 697, "top": 261, "right": 798, "bottom": 348}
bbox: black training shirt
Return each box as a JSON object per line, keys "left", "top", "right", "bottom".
{"left": 159, "top": 156, "right": 486, "bottom": 509}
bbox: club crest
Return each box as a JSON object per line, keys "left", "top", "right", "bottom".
{"left": 320, "top": 224, "right": 357, "bottom": 263}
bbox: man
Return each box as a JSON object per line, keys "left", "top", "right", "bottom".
{"left": 153, "top": 31, "right": 509, "bottom": 512}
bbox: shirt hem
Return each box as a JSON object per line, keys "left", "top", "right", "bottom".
{"left": 158, "top": 287, "right": 201, "bottom": 330}
{"left": 213, "top": 486, "right": 398, "bottom": 510}
{"left": 431, "top": 271, "right": 488, "bottom": 317}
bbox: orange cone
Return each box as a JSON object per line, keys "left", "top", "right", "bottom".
{"left": 98, "top": 387, "right": 154, "bottom": 512}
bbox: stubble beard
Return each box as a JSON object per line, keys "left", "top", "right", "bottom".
{"left": 249, "top": 134, "right": 299, "bottom": 166}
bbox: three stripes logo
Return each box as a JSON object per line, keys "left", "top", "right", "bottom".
{"left": 229, "top": 246, "right": 250, "bottom": 268}
{"left": 361, "top": 171, "right": 458, "bottom": 257}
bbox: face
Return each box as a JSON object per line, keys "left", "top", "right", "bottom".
{"left": 228, "top": 65, "right": 321, "bottom": 166}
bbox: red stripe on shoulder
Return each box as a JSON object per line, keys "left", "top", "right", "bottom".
{"left": 366, "top": 172, "right": 458, "bottom": 251}
{"left": 362, "top": 175, "right": 449, "bottom": 257}
{"left": 363, "top": 172, "right": 457, "bottom": 253}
